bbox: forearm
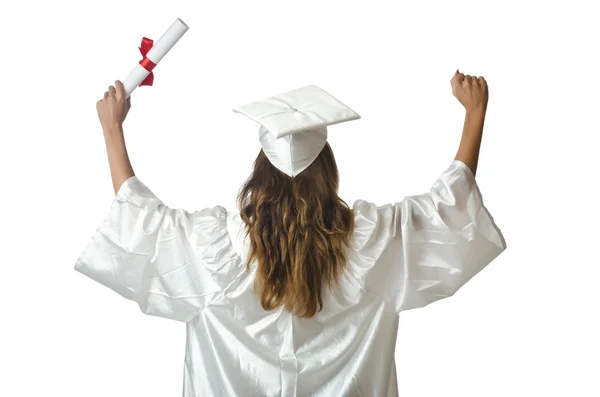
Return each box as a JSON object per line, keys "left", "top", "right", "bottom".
{"left": 454, "top": 107, "right": 486, "bottom": 177}
{"left": 103, "top": 125, "right": 135, "bottom": 195}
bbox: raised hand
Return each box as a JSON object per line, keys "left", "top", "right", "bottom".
{"left": 451, "top": 70, "right": 488, "bottom": 112}
{"left": 97, "top": 80, "right": 132, "bottom": 132}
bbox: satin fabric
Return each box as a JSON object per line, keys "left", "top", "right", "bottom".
{"left": 75, "top": 159, "right": 506, "bottom": 396}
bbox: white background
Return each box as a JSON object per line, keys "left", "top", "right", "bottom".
{"left": 1, "top": 0, "right": 598, "bottom": 396}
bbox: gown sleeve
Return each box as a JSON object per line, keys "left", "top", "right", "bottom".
{"left": 352, "top": 160, "right": 507, "bottom": 314}
{"left": 74, "top": 175, "right": 231, "bottom": 323}
{"left": 390, "top": 159, "right": 507, "bottom": 312}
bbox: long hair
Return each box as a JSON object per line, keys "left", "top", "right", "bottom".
{"left": 237, "top": 143, "right": 355, "bottom": 318}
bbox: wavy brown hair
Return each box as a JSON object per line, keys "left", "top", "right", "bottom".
{"left": 237, "top": 143, "right": 355, "bottom": 318}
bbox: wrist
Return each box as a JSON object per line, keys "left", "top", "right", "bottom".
{"left": 103, "top": 123, "right": 124, "bottom": 136}
{"left": 465, "top": 106, "right": 486, "bottom": 119}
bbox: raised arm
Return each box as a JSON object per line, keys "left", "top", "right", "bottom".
{"left": 97, "top": 80, "right": 135, "bottom": 195}
{"left": 450, "top": 70, "right": 489, "bottom": 177}
{"left": 103, "top": 126, "right": 135, "bottom": 195}
{"left": 363, "top": 72, "right": 502, "bottom": 312}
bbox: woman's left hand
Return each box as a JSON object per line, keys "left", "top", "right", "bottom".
{"left": 97, "top": 80, "right": 131, "bottom": 132}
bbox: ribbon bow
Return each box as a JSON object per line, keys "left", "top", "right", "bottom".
{"left": 138, "top": 37, "right": 157, "bottom": 87}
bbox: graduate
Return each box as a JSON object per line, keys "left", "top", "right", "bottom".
{"left": 76, "top": 71, "right": 506, "bottom": 396}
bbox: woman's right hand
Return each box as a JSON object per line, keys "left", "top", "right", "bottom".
{"left": 451, "top": 70, "right": 488, "bottom": 112}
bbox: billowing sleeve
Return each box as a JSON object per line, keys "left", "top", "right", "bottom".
{"left": 351, "top": 160, "right": 507, "bottom": 314}
{"left": 74, "top": 176, "right": 232, "bottom": 323}
{"left": 392, "top": 159, "right": 507, "bottom": 312}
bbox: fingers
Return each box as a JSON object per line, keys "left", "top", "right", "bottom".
{"left": 453, "top": 72, "right": 487, "bottom": 86}
{"left": 452, "top": 72, "right": 465, "bottom": 86}
{"left": 100, "top": 82, "right": 126, "bottom": 102}
{"left": 115, "top": 80, "right": 125, "bottom": 97}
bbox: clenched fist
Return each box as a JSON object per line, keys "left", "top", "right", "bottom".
{"left": 97, "top": 80, "right": 131, "bottom": 131}
{"left": 451, "top": 70, "right": 488, "bottom": 112}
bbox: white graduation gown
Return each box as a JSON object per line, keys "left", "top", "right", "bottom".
{"left": 74, "top": 159, "right": 506, "bottom": 397}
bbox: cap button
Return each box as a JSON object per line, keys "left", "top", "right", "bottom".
{"left": 290, "top": 107, "right": 298, "bottom": 112}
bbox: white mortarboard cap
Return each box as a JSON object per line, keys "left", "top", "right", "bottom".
{"left": 233, "top": 85, "right": 360, "bottom": 177}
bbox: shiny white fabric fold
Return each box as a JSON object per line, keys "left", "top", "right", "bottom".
{"left": 75, "top": 159, "right": 506, "bottom": 396}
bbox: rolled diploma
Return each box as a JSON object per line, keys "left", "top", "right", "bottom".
{"left": 123, "top": 18, "right": 189, "bottom": 98}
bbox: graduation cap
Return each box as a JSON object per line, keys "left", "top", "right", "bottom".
{"left": 233, "top": 85, "right": 360, "bottom": 177}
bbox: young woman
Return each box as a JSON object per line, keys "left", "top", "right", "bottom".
{"left": 76, "top": 71, "right": 506, "bottom": 396}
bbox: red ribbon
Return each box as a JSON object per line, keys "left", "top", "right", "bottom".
{"left": 138, "top": 37, "right": 157, "bottom": 87}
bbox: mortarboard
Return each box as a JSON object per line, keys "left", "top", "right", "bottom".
{"left": 233, "top": 85, "right": 361, "bottom": 177}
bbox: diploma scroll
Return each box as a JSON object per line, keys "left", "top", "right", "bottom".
{"left": 123, "top": 18, "right": 189, "bottom": 98}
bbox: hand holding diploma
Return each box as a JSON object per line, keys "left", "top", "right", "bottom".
{"left": 97, "top": 17, "right": 189, "bottom": 128}
{"left": 94, "top": 18, "right": 188, "bottom": 194}
{"left": 97, "top": 81, "right": 130, "bottom": 132}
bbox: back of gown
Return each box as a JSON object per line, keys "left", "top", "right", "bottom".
{"left": 75, "top": 159, "right": 506, "bottom": 397}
